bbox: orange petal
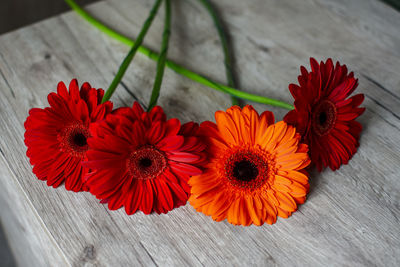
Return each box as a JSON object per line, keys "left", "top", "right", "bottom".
{"left": 265, "top": 121, "right": 287, "bottom": 151}
{"left": 246, "top": 107, "right": 259, "bottom": 144}
{"left": 259, "top": 194, "right": 277, "bottom": 224}
{"left": 276, "top": 138, "right": 299, "bottom": 155}
{"left": 277, "top": 207, "right": 291, "bottom": 218}
{"left": 257, "top": 124, "right": 274, "bottom": 149}
{"left": 189, "top": 194, "right": 213, "bottom": 210}
{"left": 209, "top": 192, "right": 232, "bottom": 218}
{"left": 278, "top": 170, "right": 309, "bottom": 185}
{"left": 253, "top": 194, "right": 263, "bottom": 210}
{"left": 246, "top": 196, "right": 262, "bottom": 226}
{"left": 271, "top": 183, "right": 291, "bottom": 193}
{"left": 241, "top": 105, "right": 257, "bottom": 119}
{"left": 278, "top": 124, "right": 296, "bottom": 145}
{"left": 265, "top": 190, "right": 279, "bottom": 207}
{"left": 289, "top": 181, "right": 308, "bottom": 196}
{"left": 238, "top": 197, "right": 251, "bottom": 226}
{"left": 215, "top": 111, "right": 239, "bottom": 145}
{"left": 292, "top": 195, "right": 306, "bottom": 205}
{"left": 255, "top": 113, "right": 272, "bottom": 143}
{"left": 231, "top": 107, "right": 251, "bottom": 144}
{"left": 276, "top": 191, "right": 297, "bottom": 212}
{"left": 275, "top": 175, "right": 307, "bottom": 196}
{"left": 278, "top": 153, "right": 309, "bottom": 170}
{"left": 274, "top": 175, "right": 293, "bottom": 186}
{"left": 227, "top": 197, "right": 241, "bottom": 225}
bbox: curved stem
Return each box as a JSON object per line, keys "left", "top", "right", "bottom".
{"left": 64, "top": 0, "right": 294, "bottom": 110}
{"left": 101, "top": 0, "right": 163, "bottom": 103}
{"left": 197, "top": 0, "right": 239, "bottom": 106}
{"left": 148, "top": 0, "right": 171, "bottom": 111}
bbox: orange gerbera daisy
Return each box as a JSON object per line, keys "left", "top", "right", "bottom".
{"left": 189, "top": 105, "right": 310, "bottom": 226}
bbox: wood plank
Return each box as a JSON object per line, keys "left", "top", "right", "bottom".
{"left": 0, "top": 154, "right": 68, "bottom": 267}
{"left": 0, "top": 0, "right": 399, "bottom": 265}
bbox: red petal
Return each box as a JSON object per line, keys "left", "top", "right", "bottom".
{"left": 168, "top": 152, "right": 201, "bottom": 163}
{"left": 164, "top": 118, "right": 181, "bottom": 137}
{"left": 147, "top": 120, "right": 166, "bottom": 144}
{"left": 170, "top": 162, "right": 202, "bottom": 176}
{"left": 157, "top": 135, "right": 184, "bottom": 151}
{"left": 140, "top": 180, "right": 154, "bottom": 214}
{"left": 154, "top": 179, "right": 174, "bottom": 213}
{"left": 179, "top": 122, "right": 199, "bottom": 136}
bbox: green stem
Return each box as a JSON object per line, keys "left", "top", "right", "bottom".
{"left": 148, "top": 0, "right": 171, "bottom": 111}
{"left": 197, "top": 0, "right": 239, "bottom": 106}
{"left": 101, "top": 0, "right": 162, "bottom": 103}
{"left": 64, "top": 0, "right": 294, "bottom": 110}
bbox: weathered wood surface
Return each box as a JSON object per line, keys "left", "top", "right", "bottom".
{"left": 0, "top": 0, "right": 399, "bottom": 266}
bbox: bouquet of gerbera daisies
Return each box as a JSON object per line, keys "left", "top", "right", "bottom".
{"left": 24, "top": 0, "right": 364, "bottom": 226}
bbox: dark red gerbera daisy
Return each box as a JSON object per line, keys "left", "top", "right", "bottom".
{"left": 24, "top": 79, "right": 113, "bottom": 191}
{"left": 84, "top": 102, "right": 206, "bottom": 215}
{"left": 284, "top": 58, "right": 365, "bottom": 171}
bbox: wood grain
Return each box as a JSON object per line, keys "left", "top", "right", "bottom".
{"left": 0, "top": 0, "right": 399, "bottom": 266}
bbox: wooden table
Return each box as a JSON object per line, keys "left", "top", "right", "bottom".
{"left": 0, "top": 0, "right": 399, "bottom": 266}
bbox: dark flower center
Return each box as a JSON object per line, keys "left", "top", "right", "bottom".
{"left": 58, "top": 122, "right": 90, "bottom": 158}
{"left": 139, "top": 157, "right": 153, "bottom": 168}
{"left": 127, "top": 146, "right": 167, "bottom": 180}
{"left": 225, "top": 150, "right": 271, "bottom": 190}
{"left": 313, "top": 99, "right": 337, "bottom": 136}
{"left": 73, "top": 132, "right": 88, "bottom": 147}
{"left": 233, "top": 160, "right": 259, "bottom": 182}
{"left": 319, "top": 111, "right": 327, "bottom": 126}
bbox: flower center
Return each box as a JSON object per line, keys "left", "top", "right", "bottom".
{"left": 58, "top": 122, "right": 90, "bottom": 158}
{"left": 127, "top": 146, "right": 167, "bottom": 180}
{"left": 139, "top": 158, "right": 152, "bottom": 168}
{"left": 233, "top": 160, "right": 259, "bottom": 182}
{"left": 225, "top": 149, "right": 272, "bottom": 190}
{"left": 313, "top": 99, "right": 337, "bottom": 136}
{"left": 73, "top": 132, "right": 88, "bottom": 147}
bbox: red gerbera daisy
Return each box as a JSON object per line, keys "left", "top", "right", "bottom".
{"left": 284, "top": 58, "right": 365, "bottom": 171}
{"left": 24, "top": 79, "right": 113, "bottom": 191}
{"left": 84, "top": 102, "right": 206, "bottom": 215}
